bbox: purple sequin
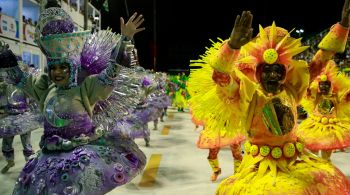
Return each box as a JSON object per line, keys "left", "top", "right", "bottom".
{"left": 43, "top": 114, "right": 94, "bottom": 139}
{"left": 142, "top": 77, "right": 152, "bottom": 87}
{"left": 23, "top": 158, "right": 38, "bottom": 173}
{"left": 42, "top": 20, "right": 75, "bottom": 36}
{"left": 80, "top": 47, "right": 108, "bottom": 75}
{"left": 124, "top": 153, "right": 139, "bottom": 168}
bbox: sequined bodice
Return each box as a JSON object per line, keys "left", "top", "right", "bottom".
{"left": 44, "top": 88, "right": 87, "bottom": 117}
{"left": 43, "top": 87, "right": 94, "bottom": 139}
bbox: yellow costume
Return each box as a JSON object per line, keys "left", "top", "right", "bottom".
{"left": 188, "top": 60, "right": 244, "bottom": 182}
{"left": 188, "top": 40, "right": 246, "bottom": 149}
{"left": 174, "top": 88, "right": 187, "bottom": 109}
{"left": 296, "top": 61, "right": 350, "bottom": 154}
{"left": 189, "top": 22, "right": 350, "bottom": 194}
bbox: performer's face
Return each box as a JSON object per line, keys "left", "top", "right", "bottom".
{"left": 260, "top": 64, "right": 286, "bottom": 94}
{"left": 50, "top": 63, "right": 70, "bottom": 87}
{"left": 319, "top": 81, "right": 331, "bottom": 94}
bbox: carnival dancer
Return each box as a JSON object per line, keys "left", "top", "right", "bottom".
{"left": 0, "top": 59, "right": 42, "bottom": 173}
{"left": 296, "top": 62, "right": 350, "bottom": 161}
{"left": 189, "top": 0, "right": 350, "bottom": 193}
{"left": 115, "top": 70, "right": 169, "bottom": 147}
{"left": 0, "top": 63, "right": 43, "bottom": 173}
{"left": 1, "top": 4, "right": 147, "bottom": 194}
{"left": 188, "top": 71, "right": 245, "bottom": 182}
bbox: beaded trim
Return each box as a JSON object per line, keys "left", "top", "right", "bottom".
{"left": 310, "top": 115, "right": 339, "bottom": 124}
{"left": 244, "top": 141, "right": 304, "bottom": 159}
{"left": 41, "top": 127, "right": 105, "bottom": 151}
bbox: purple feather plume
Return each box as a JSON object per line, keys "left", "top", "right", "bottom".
{"left": 80, "top": 30, "right": 120, "bottom": 75}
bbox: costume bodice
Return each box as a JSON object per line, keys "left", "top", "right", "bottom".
{"left": 248, "top": 88, "right": 298, "bottom": 146}
{"left": 43, "top": 87, "right": 94, "bottom": 139}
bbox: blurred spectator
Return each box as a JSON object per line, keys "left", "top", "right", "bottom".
{"left": 45, "top": 0, "right": 61, "bottom": 8}
{"left": 71, "top": 2, "right": 78, "bottom": 11}
{"left": 22, "top": 16, "right": 27, "bottom": 24}
{"left": 28, "top": 18, "right": 33, "bottom": 26}
{"left": 297, "top": 28, "right": 350, "bottom": 75}
{"left": 91, "top": 19, "right": 99, "bottom": 33}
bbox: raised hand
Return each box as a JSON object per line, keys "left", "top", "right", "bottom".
{"left": 0, "top": 42, "right": 17, "bottom": 69}
{"left": 228, "top": 11, "right": 253, "bottom": 49}
{"left": 341, "top": 0, "right": 350, "bottom": 27}
{"left": 120, "top": 12, "right": 145, "bottom": 39}
{"left": 0, "top": 41, "right": 10, "bottom": 55}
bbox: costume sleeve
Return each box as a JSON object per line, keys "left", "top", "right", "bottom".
{"left": 309, "top": 23, "right": 349, "bottom": 81}
{"left": 284, "top": 60, "right": 310, "bottom": 104}
{"left": 81, "top": 75, "right": 114, "bottom": 112}
{"left": 211, "top": 41, "right": 241, "bottom": 73}
{"left": 336, "top": 74, "right": 350, "bottom": 118}
{"left": 188, "top": 40, "right": 252, "bottom": 139}
{"left": 82, "top": 36, "right": 133, "bottom": 108}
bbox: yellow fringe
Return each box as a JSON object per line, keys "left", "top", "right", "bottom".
{"left": 216, "top": 152, "right": 339, "bottom": 195}
{"left": 188, "top": 39, "right": 247, "bottom": 139}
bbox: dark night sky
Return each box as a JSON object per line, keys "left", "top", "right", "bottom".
{"left": 97, "top": 0, "right": 345, "bottom": 73}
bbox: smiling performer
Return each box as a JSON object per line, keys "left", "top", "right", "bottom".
{"left": 0, "top": 3, "right": 147, "bottom": 195}
{"left": 189, "top": 0, "right": 350, "bottom": 194}
{"left": 296, "top": 62, "right": 350, "bottom": 161}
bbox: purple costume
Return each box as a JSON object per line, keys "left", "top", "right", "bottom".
{"left": 0, "top": 6, "right": 146, "bottom": 195}
{"left": 0, "top": 81, "right": 42, "bottom": 138}
{"left": 114, "top": 72, "right": 171, "bottom": 141}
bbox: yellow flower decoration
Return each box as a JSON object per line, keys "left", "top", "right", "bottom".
{"left": 263, "top": 49, "right": 278, "bottom": 64}
{"left": 320, "top": 74, "right": 328, "bottom": 82}
{"left": 250, "top": 145, "right": 259, "bottom": 156}
{"left": 296, "top": 142, "right": 304, "bottom": 153}
{"left": 271, "top": 147, "right": 282, "bottom": 159}
{"left": 244, "top": 142, "right": 252, "bottom": 153}
{"left": 259, "top": 145, "right": 271, "bottom": 156}
{"left": 283, "top": 143, "right": 296, "bottom": 158}
{"left": 321, "top": 117, "right": 329, "bottom": 125}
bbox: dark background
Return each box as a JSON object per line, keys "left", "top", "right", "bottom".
{"left": 91, "top": 0, "right": 345, "bottom": 74}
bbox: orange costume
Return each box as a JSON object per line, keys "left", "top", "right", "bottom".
{"left": 188, "top": 59, "right": 245, "bottom": 182}
{"left": 296, "top": 61, "right": 350, "bottom": 160}
{"left": 189, "top": 21, "right": 350, "bottom": 194}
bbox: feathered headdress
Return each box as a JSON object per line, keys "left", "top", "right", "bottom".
{"left": 237, "top": 22, "right": 309, "bottom": 82}
{"left": 35, "top": 5, "right": 122, "bottom": 87}
{"left": 311, "top": 60, "right": 350, "bottom": 93}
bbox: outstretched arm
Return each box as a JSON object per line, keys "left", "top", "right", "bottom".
{"left": 212, "top": 11, "right": 253, "bottom": 100}
{"left": 104, "top": 13, "right": 145, "bottom": 80}
{"left": 309, "top": 0, "right": 350, "bottom": 82}
{"left": 108, "top": 12, "right": 145, "bottom": 74}
{"left": 120, "top": 12, "right": 145, "bottom": 40}
{"left": 228, "top": 11, "right": 254, "bottom": 49}
{"left": 89, "top": 13, "right": 146, "bottom": 105}
{"left": 0, "top": 42, "right": 49, "bottom": 103}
